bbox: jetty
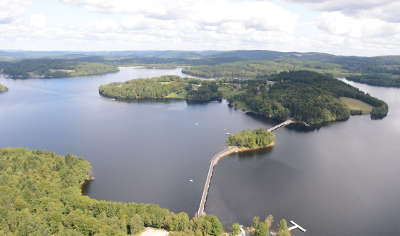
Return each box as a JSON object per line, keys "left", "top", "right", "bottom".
{"left": 270, "top": 220, "right": 307, "bottom": 235}
{"left": 267, "top": 119, "right": 295, "bottom": 132}
{"left": 288, "top": 220, "right": 307, "bottom": 232}
{"left": 196, "top": 146, "right": 239, "bottom": 217}
{"left": 196, "top": 120, "right": 295, "bottom": 218}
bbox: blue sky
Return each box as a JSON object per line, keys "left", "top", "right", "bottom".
{"left": 1, "top": 0, "right": 400, "bottom": 56}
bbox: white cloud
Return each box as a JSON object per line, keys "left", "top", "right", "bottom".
{"left": 1, "top": 0, "right": 400, "bottom": 56}
{"left": 285, "top": 0, "right": 400, "bottom": 23}
{"left": 30, "top": 14, "right": 47, "bottom": 28}
{"left": 0, "top": 0, "right": 30, "bottom": 24}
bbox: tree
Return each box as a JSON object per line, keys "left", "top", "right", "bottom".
{"left": 276, "top": 219, "right": 291, "bottom": 236}
{"left": 231, "top": 223, "right": 241, "bottom": 236}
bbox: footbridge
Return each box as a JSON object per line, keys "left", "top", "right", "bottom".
{"left": 196, "top": 119, "right": 297, "bottom": 218}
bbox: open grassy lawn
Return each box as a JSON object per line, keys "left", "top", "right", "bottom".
{"left": 165, "top": 92, "right": 185, "bottom": 99}
{"left": 340, "top": 97, "right": 373, "bottom": 114}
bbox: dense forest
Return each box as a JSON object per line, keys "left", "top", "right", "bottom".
{"left": 182, "top": 59, "right": 349, "bottom": 79}
{"left": 99, "top": 71, "right": 387, "bottom": 126}
{"left": 227, "top": 129, "right": 275, "bottom": 149}
{"left": 0, "top": 148, "right": 222, "bottom": 235}
{"left": 0, "top": 84, "right": 7, "bottom": 92}
{"left": 0, "top": 59, "right": 119, "bottom": 79}
{"left": 0, "top": 148, "right": 292, "bottom": 236}
{"left": 346, "top": 74, "right": 400, "bottom": 88}
{"left": 99, "top": 76, "right": 222, "bottom": 103}
{"left": 225, "top": 71, "right": 388, "bottom": 126}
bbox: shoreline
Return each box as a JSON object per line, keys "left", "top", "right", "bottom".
{"left": 215, "top": 142, "right": 276, "bottom": 165}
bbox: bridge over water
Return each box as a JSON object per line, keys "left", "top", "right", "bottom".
{"left": 196, "top": 120, "right": 295, "bottom": 218}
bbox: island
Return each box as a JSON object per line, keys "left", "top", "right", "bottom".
{"left": 99, "top": 75, "right": 222, "bottom": 103}
{"left": 227, "top": 129, "right": 275, "bottom": 150}
{"left": 1, "top": 59, "right": 119, "bottom": 79}
{"left": 0, "top": 83, "right": 7, "bottom": 92}
{"left": 0, "top": 147, "right": 292, "bottom": 236}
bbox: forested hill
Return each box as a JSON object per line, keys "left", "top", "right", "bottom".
{"left": 226, "top": 71, "right": 388, "bottom": 126}
{"left": 1, "top": 50, "right": 400, "bottom": 86}
{"left": 0, "top": 147, "right": 292, "bottom": 236}
{"left": 99, "top": 76, "right": 222, "bottom": 103}
{"left": 0, "top": 58, "right": 119, "bottom": 79}
{"left": 0, "top": 148, "right": 222, "bottom": 235}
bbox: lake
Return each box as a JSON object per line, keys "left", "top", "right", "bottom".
{"left": 1, "top": 67, "right": 399, "bottom": 236}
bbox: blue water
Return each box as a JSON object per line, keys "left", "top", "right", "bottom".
{"left": 1, "top": 68, "right": 399, "bottom": 235}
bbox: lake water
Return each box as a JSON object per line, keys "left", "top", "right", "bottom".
{"left": 1, "top": 67, "right": 399, "bottom": 236}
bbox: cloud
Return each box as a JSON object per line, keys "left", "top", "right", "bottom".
{"left": 285, "top": 0, "right": 400, "bottom": 23}
{"left": 55, "top": 0, "right": 299, "bottom": 50}
{"left": 1, "top": 0, "right": 400, "bottom": 56}
{"left": 0, "top": 0, "right": 30, "bottom": 24}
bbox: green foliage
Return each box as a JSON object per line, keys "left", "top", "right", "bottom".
{"left": 2, "top": 59, "right": 118, "bottom": 78}
{"left": 99, "top": 76, "right": 222, "bottom": 103}
{"left": 347, "top": 74, "right": 400, "bottom": 88}
{"left": 276, "top": 219, "right": 291, "bottom": 236}
{"left": 182, "top": 59, "right": 348, "bottom": 79}
{"left": 253, "top": 215, "right": 273, "bottom": 236}
{"left": 0, "top": 84, "right": 7, "bottom": 92}
{"left": 186, "top": 81, "right": 222, "bottom": 103}
{"left": 227, "top": 129, "right": 275, "bottom": 149}
{"left": 227, "top": 71, "right": 388, "bottom": 126}
{"left": 230, "top": 223, "right": 241, "bottom": 236}
{"left": 0, "top": 148, "right": 222, "bottom": 236}
{"left": 191, "top": 215, "right": 223, "bottom": 236}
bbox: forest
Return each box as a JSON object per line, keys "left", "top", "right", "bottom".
{"left": 0, "top": 84, "right": 7, "bottom": 92}
{"left": 225, "top": 71, "right": 388, "bottom": 126}
{"left": 346, "top": 74, "right": 400, "bottom": 88}
{"left": 0, "top": 59, "right": 119, "bottom": 79}
{"left": 182, "top": 59, "right": 349, "bottom": 79}
{"left": 2, "top": 50, "right": 400, "bottom": 87}
{"left": 0, "top": 147, "right": 292, "bottom": 236}
{"left": 99, "top": 71, "right": 388, "bottom": 126}
{"left": 99, "top": 76, "right": 222, "bottom": 103}
{"left": 227, "top": 129, "right": 275, "bottom": 149}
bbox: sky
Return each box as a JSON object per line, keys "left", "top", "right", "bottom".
{"left": 1, "top": 0, "right": 400, "bottom": 56}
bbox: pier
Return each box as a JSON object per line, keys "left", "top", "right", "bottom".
{"left": 267, "top": 119, "right": 295, "bottom": 132}
{"left": 196, "top": 146, "right": 239, "bottom": 217}
{"left": 196, "top": 120, "right": 295, "bottom": 218}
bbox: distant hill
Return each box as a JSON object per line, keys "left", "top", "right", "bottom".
{"left": 1, "top": 50, "right": 400, "bottom": 86}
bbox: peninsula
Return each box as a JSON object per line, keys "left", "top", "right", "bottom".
{"left": 0, "top": 147, "right": 294, "bottom": 236}
{"left": 99, "top": 75, "right": 222, "bottom": 103}
{"left": 99, "top": 71, "right": 388, "bottom": 127}
{"left": 1, "top": 59, "right": 119, "bottom": 79}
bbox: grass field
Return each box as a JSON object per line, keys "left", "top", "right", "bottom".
{"left": 165, "top": 92, "right": 185, "bottom": 99}
{"left": 340, "top": 97, "right": 373, "bottom": 114}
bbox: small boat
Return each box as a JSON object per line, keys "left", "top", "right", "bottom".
{"left": 225, "top": 132, "right": 231, "bottom": 135}
{"left": 189, "top": 179, "right": 194, "bottom": 182}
